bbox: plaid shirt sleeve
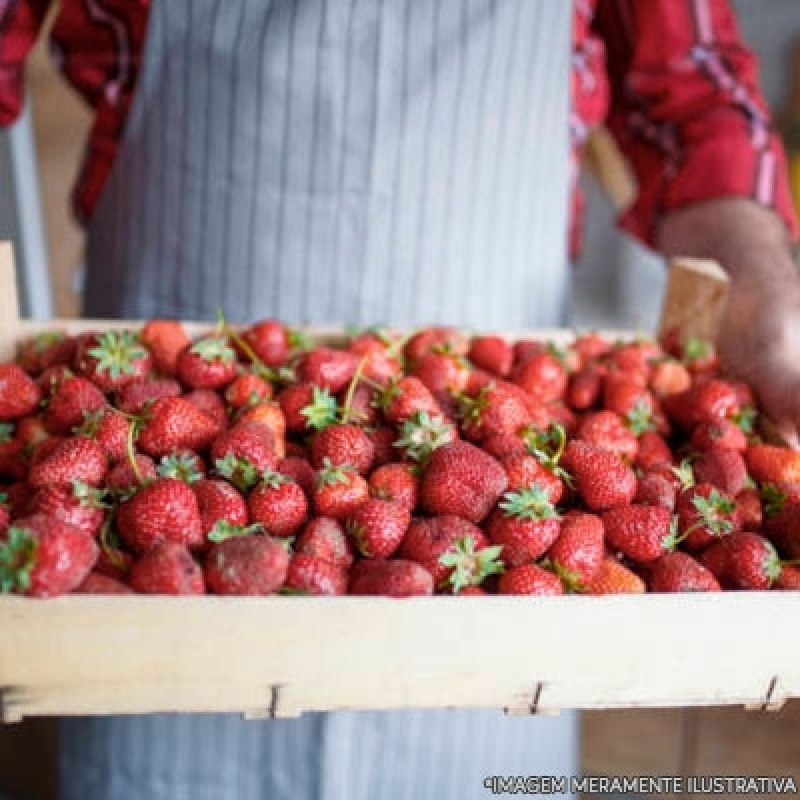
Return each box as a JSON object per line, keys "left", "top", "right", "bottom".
{"left": 593, "top": 0, "right": 799, "bottom": 246}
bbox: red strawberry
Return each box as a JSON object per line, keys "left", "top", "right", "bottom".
{"left": 116, "top": 378, "right": 182, "bottom": 414}
{"left": 420, "top": 441, "right": 507, "bottom": 523}
{"left": 129, "top": 542, "right": 205, "bottom": 595}
{"left": 457, "top": 382, "right": 531, "bottom": 442}
{"left": 468, "top": 335, "right": 513, "bottom": 377}
{"left": 138, "top": 396, "right": 219, "bottom": 457}
{"left": 117, "top": 477, "right": 204, "bottom": 552}
{"left": 634, "top": 431, "right": 672, "bottom": 472}
{"left": 679, "top": 335, "right": 719, "bottom": 374}
{"left": 665, "top": 379, "right": 740, "bottom": 429}
{"left": 31, "top": 481, "right": 108, "bottom": 538}
{"left": 348, "top": 558, "right": 434, "bottom": 597}
{"left": 348, "top": 332, "right": 403, "bottom": 384}
{"left": 156, "top": 450, "right": 205, "bottom": 483}
{"left": 296, "top": 347, "right": 359, "bottom": 393}
{"left": 676, "top": 483, "right": 737, "bottom": 551}
{"left": 692, "top": 447, "right": 747, "bottom": 495}
{"left": 0, "top": 515, "right": 97, "bottom": 596}
{"left": 776, "top": 564, "right": 800, "bottom": 590}
{"left": 602, "top": 505, "right": 675, "bottom": 563}
{"left": 140, "top": 320, "right": 191, "bottom": 377}
{"left": 393, "top": 411, "right": 456, "bottom": 464}
{"left": 511, "top": 352, "right": 567, "bottom": 404}
{"left": 634, "top": 471, "right": 677, "bottom": 510}
{"left": 193, "top": 478, "right": 248, "bottom": 538}
{"left": 745, "top": 444, "right": 800, "bottom": 487}
{"left": 574, "top": 411, "right": 637, "bottom": 461}
{"left": 107, "top": 455, "right": 157, "bottom": 496}
{"left": 572, "top": 331, "right": 611, "bottom": 363}
{"left": 649, "top": 359, "right": 691, "bottom": 398}
{"left": 248, "top": 471, "right": 308, "bottom": 538}
{"left": 0, "top": 492, "right": 9, "bottom": 535}
{"left": 648, "top": 552, "right": 720, "bottom": 592}
{"left": 225, "top": 371, "right": 273, "bottom": 409}
{"left": 0, "top": 364, "right": 42, "bottom": 420}
{"left": 77, "top": 408, "right": 131, "bottom": 462}
{"left": 487, "top": 484, "right": 561, "bottom": 567}
{"left": 276, "top": 456, "right": 316, "bottom": 497}
{"left": 585, "top": 556, "right": 645, "bottom": 594}
{"left": 368, "top": 426, "right": 399, "bottom": 468}
{"left": 404, "top": 327, "right": 468, "bottom": 363}
{"left": 285, "top": 553, "right": 347, "bottom": 595}
{"left": 211, "top": 422, "right": 278, "bottom": 490}
{"left": 312, "top": 461, "right": 369, "bottom": 519}
{"left": 37, "top": 364, "right": 74, "bottom": 394}
{"left": 481, "top": 432, "right": 528, "bottom": 461}
{"left": 28, "top": 436, "right": 107, "bottom": 488}
{"left": 294, "top": 517, "right": 353, "bottom": 568}
{"left": 369, "top": 463, "right": 419, "bottom": 511}
{"left": 764, "top": 502, "right": 800, "bottom": 560}
{"left": 205, "top": 533, "right": 289, "bottom": 595}
{"left": 377, "top": 376, "right": 441, "bottom": 424}
{"left": 346, "top": 498, "right": 410, "bottom": 557}
{"left": 546, "top": 511, "right": 604, "bottom": 588}
{"left": 566, "top": 366, "right": 604, "bottom": 411}
{"left": 311, "top": 423, "right": 375, "bottom": 475}
{"left": 76, "top": 330, "right": 153, "bottom": 391}
{"left": 75, "top": 572, "right": 134, "bottom": 594}
{"left": 242, "top": 319, "right": 297, "bottom": 367}
{"left": 400, "top": 515, "right": 495, "bottom": 589}
{"left": 412, "top": 351, "right": 470, "bottom": 395}
{"left": 0, "top": 423, "right": 26, "bottom": 481}
{"left": 735, "top": 487, "right": 763, "bottom": 532}
{"left": 690, "top": 419, "right": 747, "bottom": 452}
{"left": 184, "top": 389, "right": 229, "bottom": 431}
{"left": 337, "top": 383, "right": 379, "bottom": 428}
{"left": 505, "top": 454, "right": 565, "bottom": 508}
{"left": 177, "top": 336, "right": 238, "bottom": 390}
{"left": 497, "top": 564, "right": 563, "bottom": 595}
{"left": 725, "top": 531, "right": 783, "bottom": 590}
{"left": 17, "top": 331, "right": 74, "bottom": 375}
{"left": 607, "top": 340, "right": 661, "bottom": 379}
{"left": 279, "top": 383, "right": 325, "bottom": 434}
{"left": 43, "top": 375, "right": 106, "bottom": 435}
{"left": 561, "top": 441, "right": 636, "bottom": 511}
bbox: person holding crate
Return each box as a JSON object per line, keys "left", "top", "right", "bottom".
{"left": 2, "top": 0, "right": 799, "bottom": 798}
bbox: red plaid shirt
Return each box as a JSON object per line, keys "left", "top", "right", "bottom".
{"left": 1, "top": 0, "right": 797, "bottom": 252}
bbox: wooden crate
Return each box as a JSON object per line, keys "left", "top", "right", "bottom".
{"left": 1, "top": 242, "right": 797, "bottom": 724}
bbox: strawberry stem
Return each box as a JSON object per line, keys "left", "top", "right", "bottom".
{"left": 340, "top": 355, "right": 369, "bottom": 425}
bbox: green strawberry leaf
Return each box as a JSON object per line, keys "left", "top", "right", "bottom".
{"left": 190, "top": 336, "right": 236, "bottom": 364}
{"left": 499, "top": 483, "right": 560, "bottom": 521}
{"left": 300, "top": 387, "right": 340, "bottom": 432}
{"left": 87, "top": 330, "right": 148, "bottom": 380}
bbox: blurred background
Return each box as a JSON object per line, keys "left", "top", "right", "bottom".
{"left": 1, "top": 1, "right": 800, "bottom": 798}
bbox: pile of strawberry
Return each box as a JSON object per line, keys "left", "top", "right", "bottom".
{"left": 0, "top": 318, "right": 799, "bottom": 598}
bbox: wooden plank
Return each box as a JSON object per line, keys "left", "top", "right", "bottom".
{"left": 0, "top": 242, "right": 21, "bottom": 361}
{"left": 1, "top": 594, "right": 799, "bottom": 721}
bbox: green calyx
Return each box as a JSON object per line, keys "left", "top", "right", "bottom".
{"left": 31, "top": 331, "right": 66, "bottom": 353}
{"left": 545, "top": 341, "right": 568, "bottom": 367}
{"left": 0, "top": 493, "right": 8, "bottom": 510}
{"left": 190, "top": 336, "right": 236, "bottom": 364}
{"left": 0, "top": 526, "right": 37, "bottom": 594}
{"left": 287, "top": 328, "right": 314, "bottom": 353}
{"left": 394, "top": 411, "right": 454, "bottom": 463}
{"left": 499, "top": 482, "right": 560, "bottom": 521}
{"left": 72, "top": 480, "right": 110, "bottom": 509}
{"left": 0, "top": 423, "right": 14, "bottom": 444}
{"left": 761, "top": 482, "right": 788, "bottom": 516}
{"left": 300, "top": 387, "right": 340, "bottom": 432}
{"left": 691, "top": 489, "right": 735, "bottom": 536}
{"left": 661, "top": 515, "right": 684, "bottom": 551}
{"left": 541, "top": 557, "right": 585, "bottom": 594}
{"left": 439, "top": 537, "right": 504, "bottom": 594}
{"left": 671, "top": 458, "right": 695, "bottom": 490}
{"left": 522, "top": 423, "right": 574, "bottom": 488}
{"left": 215, "top": 454, "right": 261, "bottom": 491}
{"left": 625, "top": 401, "right": 655, "bottom": 435}
{"left": 208, "top": 521, "right": 264, "bottom": 543}
{"left": 87, "top": 330, "right": 148, "bottom": 380}
{"left": 158, "top": 453, "right": 203, "bottom": 484}
{"left": 732, "top": 406, "right": 757, "bottom": 435}
{"left": 681, "top": 336, "right": 712, "bottom": 364}
{"left": 317, "top": 458, "right": 355, "bottom": 488}
{"left": 260, "top": 469, "right": 290, "bottom": 490}
{"left": 764, "top": 540, "right": 783, "bottom": 586}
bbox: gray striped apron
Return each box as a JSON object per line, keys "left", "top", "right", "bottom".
{"left": 67, "top": 1, "right": 577, "bottom": 798}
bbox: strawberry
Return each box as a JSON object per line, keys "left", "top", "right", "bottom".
{"left": 0, "top": 423, "right": 26, "bottom": 481}
{"left": 574, "top": 411, "right": 637, "bottom": 461}
{"left": 237, "top": 400, "right": 287, "bottom": 448}
{"left": 512, "top": 340, "right": 544, "bottom": 365}
{"left": 348, "top": 558, "right": 434, "bottom": 597}
{"left": 377, "top": 376, "right": 440, "bottom": 424}
{"left": 603, "top": 375, "right": 654, "bottom": 422}
{"left": 725, "top": 531, "right": 783, "bottom": 590}
{"left": 764, "top": 502, "right": 800, "bottom": 560}
{"left": 393, "top": 411, "right": 456, "bottom": 464}
{"left": 311, "top": 423, "right": 375, "bottom": 475}
{"left": 745, "top": 444, "right": 800, "bottom": 487}
{"left": 776, "top": 564, "right": 800, "bottom": 590}
{"left": 76, "top": 330, "right": 152, "bottom": 392}
{"left": 176, "top": 336, "right": 238, "bottom": 390}
{"left": 242, "top": 319, "right": 298, "bottom": 367}
{"left": 337, "top": 383, "right": 379, "bottom": 428}
{"left": 648, "top": 552, "right": 720, "bottom": 592}
{"left": 369, "top": 463, "right": 419, "bottom": 510}
{"left": 367, "top": 426, "right": 398, "bottom": 468}
{"left": 0, "top": 364, "right": 42, "bottom": 420}
{"left": 690, "top": 419, "right": 747, "bottom": 452}
{"left": 43, "top": 375, "right": 107, "bottom": 434}
{"left": 117, "top": 477, "right": 204, "bottom": 552}
{"left": 116, "top": 378, "right": 182, "bottom": 414}
{"left": 75, "top": 572, "right": 134, "bottom": 594}
{"left": 468, "top": 335, "right": 513, "bottom": 377}
{"left": 140, "top": 320, "right": 191, "bottom": 377}
{"left": 183, "top": 389, "right": 229, "bottom": 431}
{"left": 205, "top": 533, "right": 289, "bottom": 595}
{"left": 193, "top": 478, "right": 248, "bottom": 538}
{"left": 412, "top": 351, "right": 470, "bottom": 394}
{"left": 248, "top": 471, "right": 308, "bottom": 538}
{"left": 649, "top": 359, "right": 691, "bottom": 398}
{"left": 156, "top": 450, "right": 205, "bottom": 483}
{"left": 31, "top": 481, "right": 108, "bottom": 538}
{"left": 585, "top": 556, "right": 645, "bottom": 595}
{"left": 634, "top": 431, "right": 673, "bottom": 471}
{"left": 602, "top": 505, "right": 675, "bottom": 563}
{"left": 76, "top": 407, "right": 131, "bottom": 462}
{"left": 107, "top": 455, "right": 157, "bottom": 496}
{"left": 348, "top": 332, "right": 403, "bottom": 384}
{"left": 296, "top": 347, "right": 359, "bottom": 393}
{"left": 634, "top": 471, "right": 677, "bottom": 510}
{"left": 0, "top": 515, "right": 97, "bottom": 596}
{"left": 225, "top": 371, "right": 273, "bottom": 409}
{"left": 276, "top": 456, "right": 316, "bottom": 497}
{"left": 511, "top": 352, "right": 567, "bottom": 404}
{"left": 138, "top": 396, "right": 219, "bottom": 457}
{"left": 692, "top": 447, "right": 747, "bottom": 495}
{"left": 487, "top": 484, "right": 561, "bottom": 567}
{"left": 211, "top": 422, "right": 277, "bottom": 490}
{"left": 481, "top": 432, "right": 528, "bottom": 461}
{"left": 561, "top": 441, "right": 636, "bottom": 511}
{"left": 28, "top": 436, "right": 107, "bottom": 489}
{"left": 420, "top": 441, "right": 507, "bottom": 523}
{"left": 312, "top": 460, "right": 369, "bottom": 519}
{"left": 280, "top": 383, "right": 325, "bottom": 433}
{"left": 405, "top": 326, "right": 468, "bottom": 363}
{"left": 545, "top": 511, "right": 604, "bottom": 588}
{"left": 346, "top": 498, "right": 410, "bottom": 557}
{"left": 664, "top": 379, "right": 740, "bottom": 430}
{"left": 607, "top": 340, "right": 662, "bottom": 379}
{"left": 0, "top": 492, "right": 9, "bottom": 535}
{"left": 294, "top": 517, "right": 353, "bottom": 568}
{"left": 735, "top": 487, "right": 763, "bottom": 532}
{"left": 676, "top": 483, "right": 737, "bottom": 551}
{"left": 285, "top": 553, "right": 348, "bottom": 595}
{"left": 698, "top": 539, "right": 733, "bottom": 586}
{"left": 457, "top": 382, "right": 531, "bottom": 442}
{"left": 497, "top": 564, "right": 563, "bottom": 595}
{"left": 679, "top": 335, "right": 719, "bottom": 374}
{"left": 129, "top": 542, "right": 205, "bottom": 595}
{"left": 567, "top": 366, "right": 604, "bottom": 411}
{"left": 400, "top": 515, "right": 493, "bottom": 587}
{"left": 17, "top": 331, "right": 74, "bottom": 375}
